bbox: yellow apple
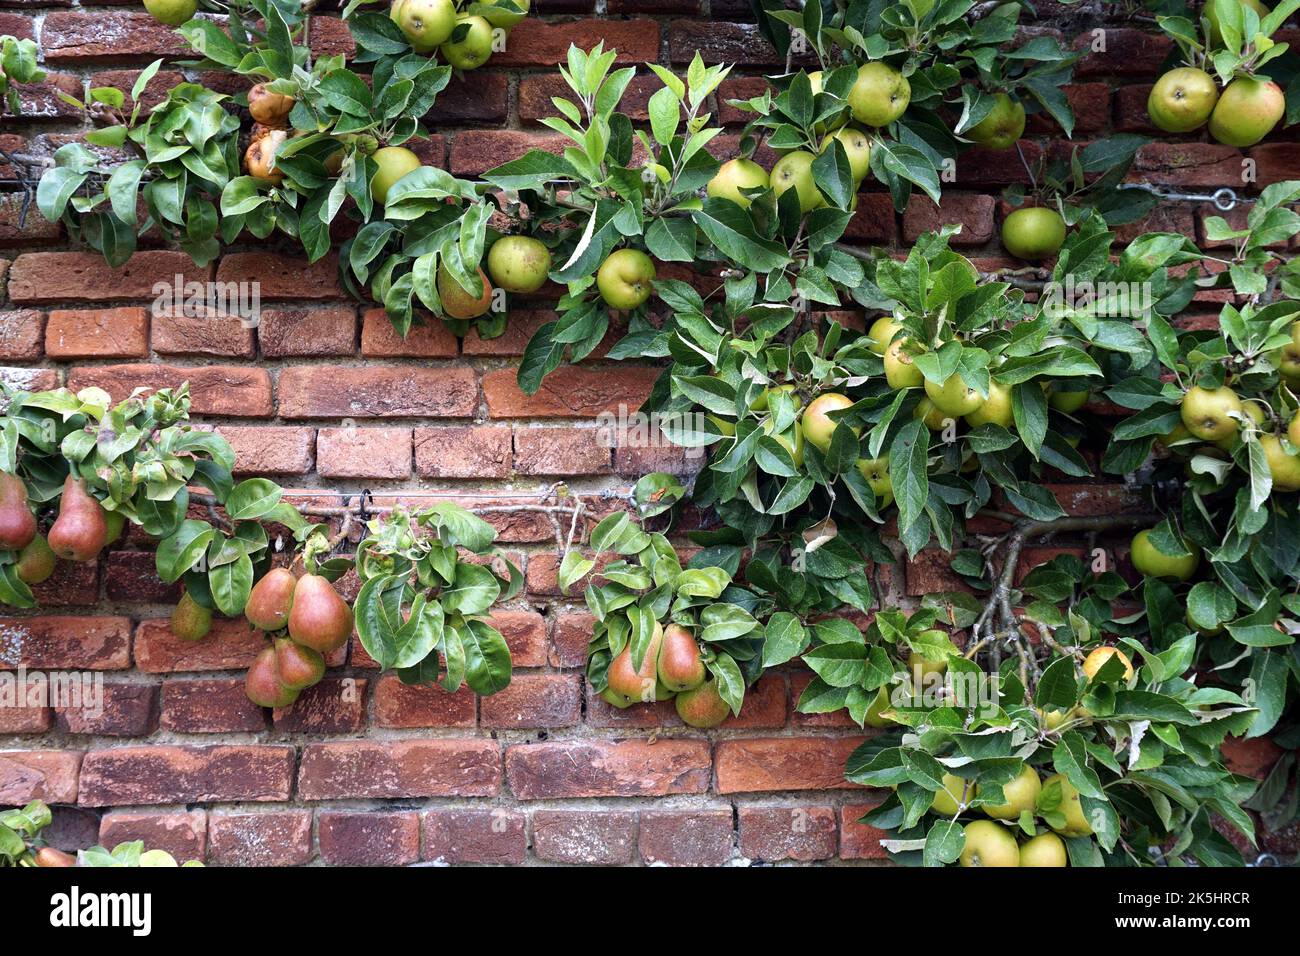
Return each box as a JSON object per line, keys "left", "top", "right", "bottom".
{"left": 848, "top": 62, "right": 910, "bottom": 127}
{"left": 856, "top": 455, "right": 893, "bottom": 507}
{"left": 1261, "top": 433, "right": 1300, "bottom": 491}
{"left": 982, "top": 764, "right": 1042, "bottom": 821}
{"left": 1129, "top": 529, "right": 1200, "bottom": 581}
{"left": 1043, "top": 773, "right": 1092, "bottom": 838}
{"left": 1147, "top": 67, "right": 1218, "bottom": 133}
{"left": 707, "top": 158, "right": 769, "bottom": 208}
{"left": 771, "top": 151, "right": 825, "bottom": 213}
{"left": 800, "top": 392, "right": 856, "bottom": 452}
{"left": 959, "top": 820, "right": 1019, "bottom": 867}
{"left": 819, "top": 126, "right": 872, "bottom": 183}
{"left": 1019, "top": 831, "right": 1068, "bottom": 867}
{"left": 867, "top": 316, "right": 901, "bottom": 355}
{"left": 1209, "top": 77, "right": 1285, "bottom": 147}
{"left": 596, "top": 248, "right": 655, "bottom": 309}
{"left": 1180, "top": 384, "right": 1243, "bottom": 441}
{"left": 965, "top": 380, "right": 1013, "bottom": 428}
{"left": 931, "top": 772, "right": 973, "bottom": 816}
{"left": 884, "top": 338, "right": 924, "bottom": 390}
{"left": 1082, "top": 645, "right": 1135, "bottom": 682}
{"left": 925, "top": 373, "right": 984, "bottom": 417}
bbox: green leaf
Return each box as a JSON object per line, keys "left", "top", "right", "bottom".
{"left": 224, "top": 478, "right": 282, "bottom": 520}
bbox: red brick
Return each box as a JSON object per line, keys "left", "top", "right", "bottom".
{"left": 639, "top": 810, "right": 735, "bottom": 866}
{"left": 1251, "top": 143, "right": 1300, "bottom": 186}
{"left": 297, "top": 740, "right": 501, "bottom": 799}
{"left": 55, "top": 681, "right": 158, "bottom": 737}
{"left": 1025, "top": 83, "right": 1110, "bottom": 135}
{"left": 844, "top": 192, "right": 898, "bottom": 244}
{"left": 426, "top": 73, "right": 509, "bottom": 124}
{"left": 9, "top": 73, "right": 87, "bottom": 122}
{"left": 491, "top": 18, "right": 660, "bottom": 68}
{"left": 904, "top": 193, "right": 996, "bottom": 246}
{"left": 615, "top": 429, "right": 702, "bottom": 477}
{"left": 840, "top": 799, "right": 890, "bottom": 859}
{"left": 151, "top": 310, "right": 255, "bottom": 357}
{"left": 422, "top": 809, "right": 526, "bottom": 865}
{"left": 1132, "top": 143, "right": 1246, "bottom": 188}
{"left": 29, "top": 559, "right": 99, "bottom": 607}
{"left": 1113, "top": 202, "right": 1196, "bottom": 245}
{"left": 99, "top": 810, "right": 206, "bottom": 863}
{"left": 722, "top": 673, "right": 788, "bottom": 729}
{"left": 532, "top": 810, "right": 637, "bottom": 865}
{"left": 718, "top": 76, "right": 770, "bottom": 125}
{"left": 44, "top": 307, "right": 149, "bottom": 358}
{"left": 372, "top": 674, "right": 477, "bottom": 728}
{"left": 715, "top": 736, "right": 865, "bottom": 794}
{"left": 360, "top": 308, "right": 458, "bottom": 357}
{"left": 0, "top": 675, "right": 50, "bottom": 733}
{"left": 316, "top": 427, "right": 412, "bottom": 479}
{"left": 308, "top": 14, "right": 354, "bottom": 58}
{"left": 0, "top": 309, "right": 43, "bottom": 359}
{"left": 1114, "top": 84, "right": 1157, "bottom": 134}
{"left": 905, "top": 549, "right": 971, "bottom": 596}
{"left": 414, "top": 425, "right": 511, "bottom": 479}
{"left": 208, "top": 811, "right": 314, "bottom": 867}
{"left": 955, "top": 143, "right": 1042, "bottom": 187}
{"left": 0, "top": 750, "right": 81, "bottom": 803}
{"left": 161, "top": 679, "right": 268, "bottom": 734}
{"left": 135, "top": 616, "right": 270, "bottom": 673}
{"left": 668, "top": 20, "right": 789, "bottom": 66}
{"left": 514, "top": 425, "right": 611, "bottom": 475}
{"left": 490, "top": 609, "right": 548, "bottom": 667}
{"left": 318, "top": 811, "right": 419, "bottom": 866}
{"left": 78, "top": 745, "right": 295, "bottom": 806}
{"left": 790, "top": 671, "right": 858, "bottom": 728}
{"left": 215, "top": 253, "right": 342, "bottom": 299}
{"left": 1043, "top": 483, "right": 1146, "bottom": 517}
{"left": 43, "top": 807, "right": 100, "bottom": 854}
{"left": 40, "top": 11, "right": 192, "bottom": 63}
{"left": 0, "top": 193, "right": 61, "bottom": 246}
{"left": 217, "top": 426, "right": 316, "bottom": 475}
{"left": 88, "top": 68, "right": 183, "bottom": 112}
{"left": 739, "top": 806, "right": 837, "bottom": 861}
{"left": 278, "top": 366, "right": 477, "bottom": 418}
{"left": 550, "top": 610, "right": 593, "bottom": 668}
{"left": 1220, "top": 736, "right": 1283, "bottom": 779}
{"left": 0, "top": 616, "right": 131, "bottom": 671}
{"left": 105, "top": 550, "right": 181, "bottom": 604}
{"left": 449, "top": 130, "right": 569, "bottom": 176}
{"left": 0, "top": 367, "right": 58, "bottom": 391}
{"left": 8, "top": 252, "right": 208, "bottom": 303}
{"left": 463, "top": 310, "right": 616, "bottom": 358}
{"left": 585, "top": 681, "right": 680, "bottom": 728}
{"left": 272, "top": 678, "right": 366, "bottom": 733}
{"left": 519, "top": 73, "right": 661, "bottom": 124}
{"left": 505, "top": 739, "right": 711, "bottom": 799}
{"left": 480, "top": 673, "right": 581, "bottom": 729}
{"left": 484, "top": 365, "right": 659, "bottom": 418}
{"left": 257, "top": 307, "right": 356, "bottom": 357}
{"left": 1072, "top": 28, "right": 1171, "bottom": 77}
{"left": 67, "top": 364, "right": 273, "bottom": 417}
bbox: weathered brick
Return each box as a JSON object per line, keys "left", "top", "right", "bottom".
{"left": 278, "top": 366, "right": 478, "bottom": 418}
{"left": 491, "top": 18, "right": 660, "bottom": 68}
{"left": 215, "top": 253, "right": 342, "bottom": 299}
{"left": 360, "top": 308, "right": 458, "bottom": 357}
{"left": 480, "top": 673, "right": 581, "bottom": 729}
{"left": 0, "top": 367, "right": 58, "bottom": 391}
{"left": 217, "top": 426, "right": 316, "bottom": 475}
{"left": 1132, "top": 143, "right": 1246, "bottom": 188}
{"left": 0, "top": 675, "right": 51, "bottom": 733}
{"left": 550, "top": 610, "right": 594, "bottom": 669}
{"left": 414, "top": 425, "right": 511, "bottom": 479}
{"left": 903, "top": 193, "right": 996, "bottom": 246}
{"left": 0, "top": 616, "right": 131, "bottom": 671}
{"left": 0, "top": 309, "right": 43, "bottom": 360}
{"left": 272, "top": 678, "right": 366, "bottom": 733}
{"left": 78, "top": 745, "right": 295, "bottom": 806}
{"left": 135, "top": 616, "right": 271, "bottom": 673}
{"left": 1220, "top": 736, "right": 1283, "bottom": 779}
{"left": 372, "top": 674, "right": 477, "bottom": 728}
{"left": 297, "top": 740, "right": 501, "bottom": 799}
{"left": 514, "top": 426, "right": 612, "bottom": 475}
{"left": 257, "top": 307, "right": 357, "bottom": 357}
{"left": 715, "top": 736, "right": 865, "bottom": 794}
{"left": 668, "top": 20, "right": 788, "bottom": 66}
{"left": 422, "top": 809, "right": 527, "bottom": 865}
{"left": 41, "top": 11, "right": 192, "bottom": 63}
{"left": 151, "top": 310, "right": 255, "bottom": 357}
{"left": 208, "top": 811, "right": 314, "bottom": 867}
{"left": 532, "top": 810, "right": 637, "bottom": 865}
{"left": 316, "top": 427, "right": 412, "bottom": 479}
{"left": 491, "top": 609, "right": 548, "bottom": 667}
{"left": 483, "top": 366, "right": 659, "bottom": 418}
{"left": 449, "top": 130, "right": 569, "bottom": 176}
{"left": 55, "top": 681, "right": 158, "bottom": 737}
{"left": 0, "top": 750, "right": 81, "bottom": 804}
{"left": 99, "top": 810, "right": 206, "bottom": 863}
{"left": 739, "top": 806, "right": 838, "bottom": 861}
{"left": 105, "top": 550, "right": 182, "bottom": 604}
{"left": 639, "top": 810, "right": 735, "bottom": 866}
{"left": 839, "top": 798, "right": 890, "bottom": 859}
{"left": 426, "top": 73, "right": 509, "bottom": 124}
{"left": 29, "top": 559, "right": 99, "bottom": 607}
{"left": 67, "top": 364, "right": 273, "bottom": 417}
{"left": 318, "top": 811, "right": 419, "bottom": 866}
{"left": 505, "top": 739, "right": 711, "bottom": 799}
{"left": 45, "top": 307, "right": 149, "bottom": 358}
{"left": 161, "top": 679, "right": 268, "bottom": 734}
{"left": 1072, "top": 27, "right": 1171, "bottom": 77}
{"left": 1251, "top": 143, "right": 1300, "bottom": 186}
{"left": 8, "top": 252, "right": 208, "bottom": 303}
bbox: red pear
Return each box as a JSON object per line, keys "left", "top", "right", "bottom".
{"left": 605, "top": 622, "right": 664, "bottom": 705}
{"left": 674, "top": 679, "right": 731, "bottom": 728}
{"left": 0, "top": 471, "right": 36, "bottom": 551}
{"left": 275, "top": 637, "right": 325, "bottom": 690}
{"left": 244, "top": 645, "right": 299, "bottom": 708}
{"left": 34, "top": 847, "right": 76, "bottom": 867}
{"left": 47, "top": 476, "right": 107, "bottom": 562}
{"left": 287, "top": 574, "right": 354, "bottom": 653}
{"left": 244, "top": 567, "right": 297, "bottom": 631}
{"left": 656, "top": 624, "right": 706, "bottom": 692}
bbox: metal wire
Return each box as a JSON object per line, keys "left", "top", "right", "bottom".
{"left": 1119, "top": 182, "right": 1249, "bottom": 211}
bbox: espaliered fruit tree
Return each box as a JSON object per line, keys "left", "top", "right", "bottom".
{"left": 1, "top": 0, "right": 1298, "bottom": 866}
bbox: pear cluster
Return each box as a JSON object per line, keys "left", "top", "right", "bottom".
{"left": 0, "top": 472, "right": 122, "bottom": 590}
{"left": 602, "top": 622, "right": 730, "bottom": 727}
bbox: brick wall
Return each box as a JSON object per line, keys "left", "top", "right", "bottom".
{"left": 0, "top": 2, "right": 1295, "bottom": 866}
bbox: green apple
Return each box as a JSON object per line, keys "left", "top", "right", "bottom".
{"left": 1047, "top": 383, "right": 1089, "bottom": 413}
{"left": 1205, "top": 0, "right": 1270, "bottom": 47}
{"left": 848, "top": 62, "right": 911, "bottom": 127}
{"left": 1001, "top": 206, "right": 1067, "bottom": 260}
{"left": 1275, "top": 343, "right": 1300, "bottom": 382}
{"left": 707, "top": 157, "right": 769, "bottom": 208}
{"left": 1147, "top": 67, "right": 1219, "bottom": 133}
{"left": 487, "top": 235, "right": 551, "bottom": 293}
{"left": 965, "top": 380, "right": 1013, "bottom": 428}
{"left": 819, "top": 126, "right": 872, "bottom": 183}
{"left": 982, "top": 764, "right": 1042, "bottom": 821}
{"left": 1261, "top": 433, "right": 1300, "bottom": 491}
{"left": 763, "top": 418, "right": 805, "bottom": 468}
{"left": 866, "top": 316, "right": 901, "bottom": 355}
{"left": 437, "top": 264, "right": 493, "bottom": 319}
{"left": 440, "top": 14, "right": 494, "bottom": 70}
{"left": 915, "top": 397, "right": 950, "bottom": 430}
{"left": 925, "top": 373, "right": 984, "bottom": 417}
{"left": 808, "top": 70, "right": 848, "bottom": 135}
{"left": 800, "top": 392, "right": 856, "bottom": 452}
{"left": 1037, "top": 706, "right": 1073, "bottom": 731}
{"left": 596, "top": 248, "right": 655, "bottom": 309}
{"left": 1289, "top": 411, "right": 1300, "bottom": 448}
{"left": 1209, "top": 77, "right": 1285, "bottom": 147}
{"left": 771, "top": 151, "right": 825, "bottom": 213}
{"left": 863, "top": 685, "right": 896, "bottom": 728}
{"left": 966, "top": 92, "right": 1025, "bottom": 149}
{"left": 959, "top": 820, "right": 1019, "bottom": 867}
{"left": 856, "top": 455, "right": 893, "bottom": 507}
{"left": 480, "top": 0, "right": 529, "bottom": 29}
{"left": 1213, "top": 399, "right": 1265, "bottom": 450}
{"left": 883, "top": 338, "right": 924, "bottom": 390}
{"left": 394, "top": 0, "right": 457, "bottom": 53}
{"left": 1130, "top": 529, "right": 1200, "bottom": 581}
{"left": 369, "top": 145, "right": 422, "bottom": 204}
{"left": 1043, "top": 773, "right": 1093, "bottom": 838}
{"left": 144, "top": 0, "right": 197, "bottom": 26}
{"left": 1082, "top": 645, "right": 1135, "bottom": 682}
{"left": 1180, "top": 384, "right": 1243, "bottom": 441}
{"left": 750, "top": 382, "right": 799, "bottom": 412}
{"left": 1019, "top": 832, "right": 1068, "bottom": 867}
{"left": 931, "top": 773, "right": 973, "bottom": 816}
